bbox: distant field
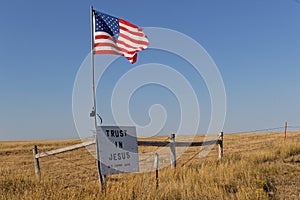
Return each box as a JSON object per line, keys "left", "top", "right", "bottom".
{"left": 1, "top": 132, "right": 299, "bottom": 199}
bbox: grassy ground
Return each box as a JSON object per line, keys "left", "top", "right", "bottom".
{"left": 0, "top": 132, "right": 299, "bottom": 199}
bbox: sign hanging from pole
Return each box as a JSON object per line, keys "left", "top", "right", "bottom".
{"left": 96, "top": 126, "right": 139, "bottom": 175}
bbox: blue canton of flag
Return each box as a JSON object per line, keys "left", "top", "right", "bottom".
{"left": 94, "top": 12, "right": 119, "bottom": 41}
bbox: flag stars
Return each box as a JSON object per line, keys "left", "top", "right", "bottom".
{"left": 94, "top": 11, "right": 119, "bottom": 36}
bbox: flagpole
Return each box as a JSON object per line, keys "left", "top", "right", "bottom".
{"left": 90, "top": 5, "right": 106, "bottom": 191}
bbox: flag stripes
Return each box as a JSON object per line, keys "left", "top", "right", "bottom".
{"left": 93, "top": 10, "right": 148, "bottom": 64}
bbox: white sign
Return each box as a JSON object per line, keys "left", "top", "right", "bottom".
{"left": 96, "top": 126, "right": 139, "bottom": 175}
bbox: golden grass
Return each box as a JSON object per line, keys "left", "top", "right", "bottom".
{"left": 0, "top": 132, "right": 299, "bottom": 199}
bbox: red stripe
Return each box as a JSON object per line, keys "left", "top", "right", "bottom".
{"left": 118, "top": 19, "right": 137, "bottom": 28}
{"left": 119, "top": 26, "right": 145, "bottom": 37}
{"left": 123, "top": 54, "right": 136, "bottom": 64}
{"left": 119, "top": 49, "right": 138, "bottom": 56}
{"left": 94, "top": 50, "right": 123, "bottom": 55}
{"left": 95, "top": 35, "right": 112, "bottom": 40}
{"left": 131, "top": 54, "right": 137, "bottom": 64}
{"left": 119, "top": 33, "right": 149, "bottom": 46}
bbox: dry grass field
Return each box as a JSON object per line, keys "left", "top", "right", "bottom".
{"left": 1, "top": 132, "right": 299, "bottom": 200}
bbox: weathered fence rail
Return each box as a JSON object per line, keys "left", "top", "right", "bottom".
{"left": 138, "top": 133, "right": 223, "bottom": 168}
{"left": 33, "top": 132, "right": 224, "bottom": 179}
{"left": 138, "top": 140, "right": 221, "bottom": 147}
{"left": 34, "top": 140, "right": 95, "bottom": 159}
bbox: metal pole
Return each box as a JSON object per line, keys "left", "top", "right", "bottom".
{"left": 90, "top": 5, "right": 105, "bottom": 190}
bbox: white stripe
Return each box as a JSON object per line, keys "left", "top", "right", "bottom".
{"left": 117, "top": 43, "right": 143, "bottom": 52}
{"left": 94, "top": 31, "right": 114, "bottom": 37}
{"left": 118, "top": 37, "right": 148, "bottom": 50}
{"left": 119, "top": 21, "right": 140, "bottom": 32}
{"left": 94, "top": 31, "right": 122, "bottom": 53}
{"left": 119, "top": 29, "right": 149, "bottom": 43}
{"left": 119, "top": 24, "right": 146, "bottom": 36}
{"left": 94, "top": 46, "right": 122, "bottom": 54}
{"left": 123, "top": 54, "right": 135, "bottom": 60}
{"left": 94, "top": 38, "right": 116, "bottom": 45}
{"left": 94, "top": 31, "right": 117, "bottom": 42}
{"left": 122, "top": 52, "right": 136, "bottom": 60}
{"left": 94, "top": 29, "right": 148, "bottom": 50}
{"left": 122, "top": 50, "right": 136, "bottom": 56}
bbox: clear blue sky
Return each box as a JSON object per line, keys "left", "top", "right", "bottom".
{"left": 1, "top": 0, "right": 300, "bottom": 140}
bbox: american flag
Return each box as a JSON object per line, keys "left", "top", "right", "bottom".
{"left": 93, "top": 10, "right": 149, "bottom": 64}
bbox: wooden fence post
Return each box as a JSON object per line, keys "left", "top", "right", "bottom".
{"left": 218, "top": 132, "right": 224, "bottom": 159}
{"left": 154, "top": 153, "right": 159, "bottom": 189}
{"left": 169, "top": 133, "right": 176, "bottom": 168}
{"left": 32, "top": 145, "right": 41, "bottom": 181}
{"left": 284, "top": 121, "right": 288, "bottom": 143}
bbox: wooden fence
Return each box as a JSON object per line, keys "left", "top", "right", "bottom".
{"left": 32, "top": 132, "right": 223, "bottom": 180}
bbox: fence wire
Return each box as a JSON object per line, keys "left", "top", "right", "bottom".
{"left": 28, "top": 125, "right": 300, "bottom": 188}
{"left": 229, "top": 123, "right": 300, "bottom": 134}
